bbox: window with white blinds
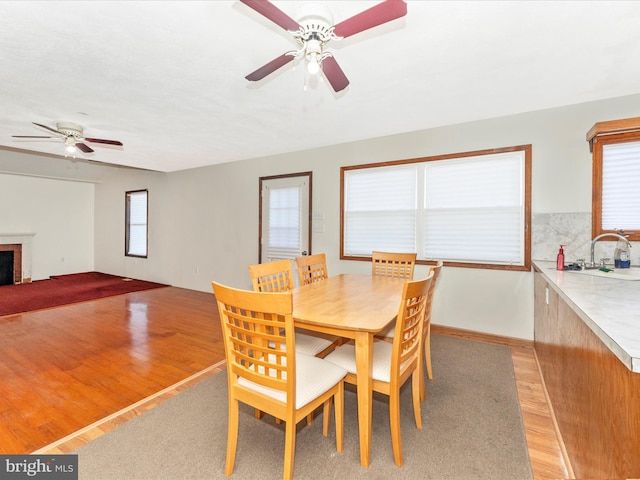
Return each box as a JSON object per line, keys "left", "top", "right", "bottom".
{"left": 266, "top": 186, "right": 302, "bottom": 260}
{"left": 341, "top": 146, "right": 531, "bottom": 270}
{"left": 125, "top": 190, "right": 148, "bottom": 258}
{"left": 601, "top": 140, "right": 640, "bottom": 231}
{"left": 343, "top": 165, "right": 417, "bottom": 255}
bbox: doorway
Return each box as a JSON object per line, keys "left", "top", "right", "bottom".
{"left": 259, "top": 172, "right": 312, "bottom": 264}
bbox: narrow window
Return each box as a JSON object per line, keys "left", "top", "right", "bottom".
{"left": 125, "top": 189, "right": 148, "bottom": 258}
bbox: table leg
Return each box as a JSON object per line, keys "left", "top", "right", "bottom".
{"left": 354, "top": 331, "right": 373, "bottom": 467}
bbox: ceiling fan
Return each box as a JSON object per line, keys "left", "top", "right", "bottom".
{"left": 12, "top": 122, "right": 123, "bottom": 156}
{"left": 240, "top": 0, "right": 407, "bottom": 92}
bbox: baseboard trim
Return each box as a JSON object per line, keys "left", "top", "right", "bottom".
{"left": 432, "top": 324, "right": 534, "bottom": 349}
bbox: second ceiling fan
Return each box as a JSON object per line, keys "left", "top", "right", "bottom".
{"left": 240, "top": 0, "right": 407, "bottom": 92}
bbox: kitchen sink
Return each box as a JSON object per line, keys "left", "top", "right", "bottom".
{"left": 565, "top": 267, "right": 640, "bottom": 281}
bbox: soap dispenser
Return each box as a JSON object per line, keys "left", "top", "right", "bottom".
{"left": 614, "top": 237, "right": 631, "bottom": 268}
{"left": 556, "top": 245, "right": 565, "bottom": 271}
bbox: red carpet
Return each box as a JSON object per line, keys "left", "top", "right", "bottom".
{"left": 0, "top": 272, "right": 169, "bottom": 317}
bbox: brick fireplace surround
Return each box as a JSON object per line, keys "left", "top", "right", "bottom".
{"left": 0, "top": 244, "right": 22, "bottom": 284}
{"left": 0, "top": 234, "right": 34, "bottom": 284}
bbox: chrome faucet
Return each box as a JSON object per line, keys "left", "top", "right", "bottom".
{"left": 588, "top": 233, "right": 632, "bottom": 268}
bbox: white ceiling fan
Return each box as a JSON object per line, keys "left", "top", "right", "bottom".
{"left": 240, "top": 0, "right": 408, "bottom": 92}
{"left": 12, "top": 122, "right": 123, "bottom": 157}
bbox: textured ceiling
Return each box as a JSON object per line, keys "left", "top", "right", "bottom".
{"left": 1, "top": 1, "right": 640, "bottom": 172}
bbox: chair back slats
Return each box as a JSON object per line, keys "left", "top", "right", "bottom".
{"left": 391, "top": 272, "right": 433, "bottom": 374}
{"left": 295, "top": 253, "right": 328, "bottom": 285}
{"left": 248, "top": 259, "right": 294, "bottom": 292}
{"left": 371, "top": 251, "right": 417, "bottom": 279}
{"left": 213, "top": 281, "right": 295, "bottom": 395}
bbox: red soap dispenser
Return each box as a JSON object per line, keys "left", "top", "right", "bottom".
{"left": 556, "top": 245, "right": 565, "bottom": 271}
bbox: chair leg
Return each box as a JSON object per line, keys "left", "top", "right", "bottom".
{"left": 425, "top": 326, "right": 433, "bottom": 380}
{"left": 255, "top": 408, "right": 264, "bottom": 419}
{"left": 322, "top": 398, "right": 332, "bottom": 437}
{"left": 419, "top": 350, "right": 426, "bottom": 403}
{"left": 389, "top": 386, "right": 403, "bottom": 467}
{"left": 335, "top": 382, "right": 344, "bottom": 453}
{"left": 226, "top": 398, "right": 240, "bottom": 476}
{"left": 420, "top": 326, "right": 432, "bottom": 403}
{"left": 283, "top": 418, "right": 297, "bottom": 480}
{"left": 412, "top": 370, "right": 423, "bottom": 430}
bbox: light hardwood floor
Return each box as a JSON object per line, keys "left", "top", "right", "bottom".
{"left": 1, "top": 286, "right": 571, "bottom": 478}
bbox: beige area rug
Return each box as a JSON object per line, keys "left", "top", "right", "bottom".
{"left": 74, "top": 335, "right": 532, "bottom": 479}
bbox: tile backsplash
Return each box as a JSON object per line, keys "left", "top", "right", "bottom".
{"left": 532, "top": 212, "right": 638, "bottom": 265}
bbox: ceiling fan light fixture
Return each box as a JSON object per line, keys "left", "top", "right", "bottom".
{"left": 305, "top": 39, "right": 323, "bottom": 75}
{"left": 307, "top": 56, "right": 320, "bottom": 75}
{"left": 64, "top": 137, "right": 77, "bottom": 157}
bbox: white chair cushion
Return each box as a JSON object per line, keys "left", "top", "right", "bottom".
{"left": 238, "top": 353, "right": 347, "bottom": 409}
{"left": 294, "top": 332, "right": 334, "bottom": 356}
{"left": 269, "top": 332, "right": 334, "bottom": 356}
{"left": 324, "top": 340, "right": 394, "bottom": 383}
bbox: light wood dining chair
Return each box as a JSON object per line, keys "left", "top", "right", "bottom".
{"left": 324, "top": 272, "right": 433, "bottom": 467}
{"left": 377, "top": 261, "right": 443, "bottom": 402}
{"left": 371, "top": 251, "right": 417, "bottom": 279}
{"left": 295, "top": 253, "right": 328, "bottom": 286}
{"left": 248, "top": 259, "right": 295, "bottom": 293}
{"left": 419, "top": 261, "right": 442, "bottom": 401}
{"left": 248, "top": 259, "right": 338, "bottom": 358}
{"left": 212, "top": 281, "right": 347, "bottom": 480}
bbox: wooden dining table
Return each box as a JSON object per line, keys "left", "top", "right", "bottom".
{"left": 292, "top": 273, "right": 406, "bottom": 468}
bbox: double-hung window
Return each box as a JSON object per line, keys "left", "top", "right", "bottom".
{"left": 125, "top": 189, "right": 148, "bottom": 258}
{"left": 341, "top": 145, "right": 531, "bottom": 271}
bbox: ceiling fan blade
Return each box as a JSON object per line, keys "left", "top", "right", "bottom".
{"left": 84, "top": 137, "right": 123, "bottom": 146}
{"left": 32, "top": 122, "right": 63, "bottom": 136}
{"left": 12, "top": 135, "right": 55, "bottom": 139}
{"left": 75, "top": 142, "right": 94, "bottom": 153}
{"left": 246, "top": 53, "right": 295, "bottom": 81}
{"left": 240, "top": 0, "right": 300, "bottom": 31}
{"left": 333, "top": 0, "right": 407, "bottom": 39}
{"left": 322, "top": 56, "right": 349, "bottom": 93}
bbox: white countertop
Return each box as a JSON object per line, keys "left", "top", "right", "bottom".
{"left": 533, "top": 260, "right": 640, "bottom": 373}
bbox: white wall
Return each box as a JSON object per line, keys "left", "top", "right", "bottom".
{"left": 0, "top": 172, "right": 94, "bottom": 280}
{"left": 3, "top": 93, "right": 640, "bottom": 340}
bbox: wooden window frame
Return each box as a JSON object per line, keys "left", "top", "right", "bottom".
{"left": 591, "top": 130, "right": 640, "bottom": 242}
{"left": 125, "top": 189, "right": 148, "bottom": 258}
